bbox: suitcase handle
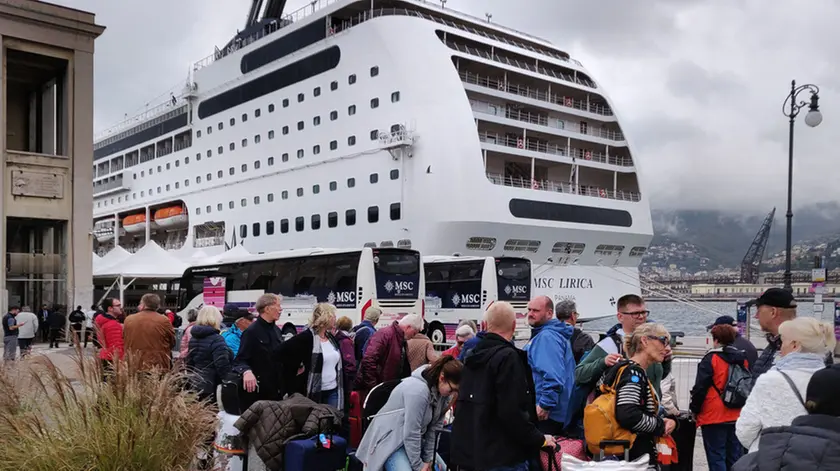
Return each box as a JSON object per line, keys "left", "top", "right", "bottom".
{"left": 599, "top": 439, "right": 631, "bottom": 448}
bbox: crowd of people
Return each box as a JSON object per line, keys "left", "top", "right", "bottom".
{"left": 4, "top": 286, "right": 840, "bottom": 470}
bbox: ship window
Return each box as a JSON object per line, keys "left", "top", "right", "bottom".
{"left": 174, "top": 183, "right": 179, "bottom": 189}
{"left": 229, "top": 167, "right": 235, "bottom": 175}
{"left": 370, "top": 173, "right": 378, "bottom": 184}
{"left": 268, "top": 104, "right": 275, "bottom": 112}
{"left": 313, "top": 184, "right": 320, "bottom": 194}
{"left": 241, "top": 164, "right": 247, "bottom": 172}
{"left": 397, "top": 239, "right": 412, "bottom": 249}
{"left": 390, "top": 169, "right": 399, "bottom": 180}
{"left": 368, "top": 206, "right": 379, "bottom": 223}
{"left": 207, "top": 150, "right": 212, "bottom": 157}
{"left": 240, "top": 198, "right": 247, "bottom": 207}
{"left": 241, "top": 113, "right": 248, "bottom": 122}
{"left": 229, "top": 142, "right": 235, "bottom": 151}
{"left": 311, "top": 214, "right": 321, "bottom": 230}
{"left": 328, "top": 212, "right": 338, "bottom": 228}
{"left": 241, "top": 139, "right": 248, "bottom": 147}
{"left": 329, "top": 181, "right": 337, "bottom": 191}
{"left": 370, "top": 66, "right": 379, "bottom": 77}
{"left": 313, "top": 87, "right": 321, "bottom": 97}
{"left": 205, "top": 205, "right": 211, "bottom": 213}
{"left": 230, "top": 118, "right": 235, "bottom": 126}
{"left": 503, "top": 239, "right": 541, "bottom": 253}
{"left": 348, "top": 135, "right": 356, "bottom": 146}
{"left": 268, "top": 130, "right": 275, "bottom": 139}
{"left": 552, "top": 242, "right": 585, "bottom": 255}
{"left": 296, "top": 187, "right": 303, "bottom": 197}
{"left": 349, "top": 74, "right": 356, "bottom": 85}
{"left": 629, "top": 246, "right": 647, "bottom": 257}
{"left": 218, "top": 146, "right": 223, "bottom": 154}
{"left": 313, "top": 116, "right": 321, "bottom": 126}
{"left": 313, "top": 145, "right": 320, "bottom": 155}
{"left": 141, "top": 191, "right": 145, "bottom": 196}
{"left": 240, "top": 224, "right": 247, "bottom": 238}
{"left": 370, "top": 98, "right": 379, "bottom": 108}
{"left": 254, "top": 160, "right": 261, "bottom": 169}
{"left": 330, "top": 110, "right": 338, "bottom": 121}
{"left": 166, "top": 163, "right": 171, "bottom": 170}
{"left": 255, "top": 135, "right": 261, "bottom": 144}
{"left": 282, "top": 126, "right": 289, "bottom": 135}
{"left": 348, "top": 105, "right": 356, "bottom": 115}
{"left": 330, "top": 140, "right": 337, "bottom": 150}
{"left": 218, "top": 122, "right": 223, "bottom": 130}
{"left": 197, "top": 130, "right": 202, "bottom": 138}
{"left": 206, "top": 173, "right": 212, "bottom": 181}
{"left": 281, "top": 219, "right": 289, "bottom": 233}
{"left": 282, "top": 190, "right": 288, "bottom": 199}
{"left": 254, "top": 195, "right": 260, "bottom": 204}
{"left": 347, "top": 177, "right": 355, "bottom": 188}
{"left": 297, "top": 93, "right": 304, "bottom": 102}
{"left": 390, "top": 203, "right": 401, "bottom": 220}
{"left": 175, "top": 161, "right": 180, "bottom": 168}
{"left": 345, "top": 209, "right": 356, "bottom": 226}
{"left": 466, "top": 237, "right": 497, "bottom": 251}
{"left": 330, "top": 81, "right": 338, "bottom": 91}
{"left": 185, "top": 157, "right": 190, "bottom": 164}
{"left": 217, "top": 170, "right": 223, "bottom": 178}
{"left": 268, "top": 157, "right": 275, "bottom": 166}
{"left": 207, "top": 126, "right": 212, "bottom": 134}
{"left": 166, "top": 184, "right": 170, "bottom": 191}
{"left": 184, "top": 180, "right": 189, "bottom": 187}
{"left": 266, "top": 221, "right": 275, "bottom": 235}
{"left": 283, "top": 98, "right": 289, "bottom": 108}
{"left": 370, "top": 129, "right": 378, "bottom": 140}
{"left": 252, "top": 222, "right": 260, "bottom": 236}
{"left": 390, "top": 124, "right": 400, "bottom": 133}
{"left": 255, "top": 108, "right": 261, "bottom": 118}
{"left": 267, "top": 193, "right": 274, "bottom": 202}
{"left": 282, "top": 153, "right": 289, "bottom": 162}
{"left": 196, "top": 207, "right": 201, "bottom": 215}
{"left": 295, "top": 217, "right": 304, "bottom": 232}
{"left": 297, "top": 149, "right": 304, "bottom": 159}
{"left": 297, "top": 121, "right": 304, "bottom": 131}
{"left": 391, "top": 91, "right": 400, "bottom": 103}
{"left": 217, "top": 203, "right": 223, "bottom": 211}
{"left": 229, "top": 201, "right": 234, "bottom": 209}
{"left": 594, "top": 244, "right": 625, "bottom": 256}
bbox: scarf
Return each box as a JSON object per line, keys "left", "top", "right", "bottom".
{"left": 305, "top": 329, "right": 345, "bottom": 411}
{"left": 773, "top": 351, "right": 826, "bottom": 371}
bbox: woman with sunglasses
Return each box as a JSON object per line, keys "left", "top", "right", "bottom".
{"left": 598, "top": 322, "right": 676, "bottom": 467}
{"left": 356, "top": 355, "right": 462, "bottom": 471}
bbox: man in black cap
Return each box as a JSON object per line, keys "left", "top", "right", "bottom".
{"left": 746, "top": 288, "right": 798, "bottom": 378}
{"left": 707, "top": 315, "right": 758, "bottom": 368}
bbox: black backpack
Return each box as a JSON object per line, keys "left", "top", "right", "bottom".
{"left": 362, "top": 379, "right": 403, "bottom": 432}
{"left": 711, "top": 354, "right": 753, "bottom": 409}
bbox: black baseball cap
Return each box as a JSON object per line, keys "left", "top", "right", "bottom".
{"left": 745, "top": 287, "right": 797, "bottom": 309}
{"left": 805, "top": 365, "right": 840, "bottom": 416}
{"left": 706, "top": 315, "right": 737, "bottom": 331}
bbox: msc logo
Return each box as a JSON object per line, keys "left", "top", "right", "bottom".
{"left": 506, "top": 285, "right": 528, "bottom": 295}
{"left": 384, "top": 280, "right": 414, "bottom": 293}
{"left": 452, "top": 293, "right": 480, "bottom": 307}
{"left": 328, "top": 291, "right": 355, "bottom": 304}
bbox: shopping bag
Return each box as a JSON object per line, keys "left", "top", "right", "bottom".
{"left": 562, "top": 453, "right": 650, "bottom": 470}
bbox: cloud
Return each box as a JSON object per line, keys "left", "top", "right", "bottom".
{"left": 54, "top": 0, "right": 840, "bottom": 212}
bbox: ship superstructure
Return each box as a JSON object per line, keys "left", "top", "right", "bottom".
{"left": 91, "top": 0, "right": 653, "bottom": 317}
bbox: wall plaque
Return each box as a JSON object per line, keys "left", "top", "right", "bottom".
{"left": 11, "top": 170, "right": 64, "bottom": 199}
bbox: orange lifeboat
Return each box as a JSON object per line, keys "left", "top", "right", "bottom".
{"left": 154, "top": 206, "right": 188, "bottom": 229}
{"left": 122, "top": 213, "right": 147, "bottom": 234}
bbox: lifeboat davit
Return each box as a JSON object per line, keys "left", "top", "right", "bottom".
{"left": 122, "top": 214, "right": 148, "bottom": 234}
{"left": 93, "top": 219, "right": 125, "bottom": 242}
{"left": 154, "top": 206, "right": 188, "bottom": 229}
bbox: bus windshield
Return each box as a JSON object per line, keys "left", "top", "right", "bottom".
{"left": 373, "top": 249, "right": 420, "bottom": 299}
{"left": 496, "top": 258, "right": 531, "bottom": 302}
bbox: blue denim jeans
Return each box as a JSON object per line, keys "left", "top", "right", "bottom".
{"left": 321, "top": 388, "right": 339, "bottom": 408}
{"left": 702, "top": 423, "right": 743, "bottom": 471}
{"left": 384, "top": 447, "right": 447, "bottom": 471}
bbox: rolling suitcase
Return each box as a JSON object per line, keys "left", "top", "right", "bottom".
{"left": 348, "top": 391, "right": 362, "bottom": 448}
{"left": 284, "top": 435, "right": 347, "bottom": 471}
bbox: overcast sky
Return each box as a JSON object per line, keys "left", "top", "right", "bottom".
{"left": 56, "top": 0, "right": 840, "bottom": 212}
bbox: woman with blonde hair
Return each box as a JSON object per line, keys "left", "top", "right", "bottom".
{"left": 186, "top": 305, "right": 232, "bottom": 403}
{"left": 736, "top": 316, "right": 836, "bottom": 452}
{"left": 281, "top": 303, "right": 344, "bottom": 408}
{"left": 595, "top": 322, "right": 676, "bottom": 466}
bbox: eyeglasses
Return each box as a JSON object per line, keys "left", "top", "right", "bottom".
{"left": 620, "top": 310, "right": 650, "bottom": 318}
{"left": 446, "top": 380, "right": 459, "bottom": 394}
{"left": 646, "top": 335, "right": 669, "bottom": 345}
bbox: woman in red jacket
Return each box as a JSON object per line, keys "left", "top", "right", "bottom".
{"left": 95, "top": 298, "right": 125, "bottom": 379}
{"left": 690, "top": 324, "right": 749, "bottom": 471}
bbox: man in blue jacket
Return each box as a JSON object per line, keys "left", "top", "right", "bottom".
{"left": 523, "top": 295, "right": 576, "bottom": 435}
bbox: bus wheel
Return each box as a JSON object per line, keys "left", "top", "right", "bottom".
{"left": 281, "top": 324, "right": 297, "bottom": 341}
{"left": 428, "top": 323, "right": 446, "bottom": 344}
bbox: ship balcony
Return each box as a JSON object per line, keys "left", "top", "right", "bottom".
{"left": 470, "top": 99, "right": 625, "bottom": 142}
{"left": 93, "top": 172, "right": 129, "bottom": 197}
{"left": 478, "top": 132, "right": 633, "bottom": 167}
{"left": 485, "top": 172, "right": 641, "bottom": 202}
{"left": 459, "top": 70, "right": 613, "bottom": 117}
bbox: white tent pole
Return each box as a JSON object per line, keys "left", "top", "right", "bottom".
{"left": 119, "top": 275, "right": 124, "bottom": 307}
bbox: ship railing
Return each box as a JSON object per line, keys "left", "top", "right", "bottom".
{"left": 445, "top": 40, "right": 596, "bottom": 89}
{"left": 195, "top": 236, "right": 225, "bottom": 248}
{"left": 470, "top": 99, "right": 625, "bottom": 142}
{"left": 460, "top": 70, "right": 613, "bottom": 116}
{"left": 485, "top": 172, "right": 641, "bottom": 202}
{"left": 477, "top": 131, "right": 633, "bottom": 167}
{"left": 95, "top": 104, "right": 189, "bottom": 146}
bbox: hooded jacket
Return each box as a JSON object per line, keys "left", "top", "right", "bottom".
{"left": 95, "top": 313, "right": 124, "bottom": 361}
{"left": 689, "top": 345, "right": 749, "bottom": 426}
{"left": 458, "top": 330, "right": 486, "bottom": 362}
{"left": 450, "top": 332, "right": 545, "bottom": 470}
{"left": 524, "top": 318, "right": 576, "bottom": 426}
{"left": 186, "top": 324, "right": 233, "bottom": 401}
{"left": 733, "top": 414, "right": 840, "bottom": 471}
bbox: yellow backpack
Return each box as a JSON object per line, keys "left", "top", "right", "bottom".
{"left": 582, "top": 364, "right": 658, "bottom": 456}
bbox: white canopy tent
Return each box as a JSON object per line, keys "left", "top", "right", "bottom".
{"left": 94, "top": 242, "right": 189, "bottom": 306}
{"left": 93, "top": 246, "right": 131, "bottom": 276}
{"left": 202, "top": 244, "right": 251, "bottom": 264}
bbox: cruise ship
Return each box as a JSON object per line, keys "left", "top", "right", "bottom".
{"left": 91, "top": 0, "right": 653, "bottom": 320}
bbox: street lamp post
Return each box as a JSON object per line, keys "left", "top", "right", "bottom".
{"left": 781, "top": 80, "right": 823, "bottom": 292}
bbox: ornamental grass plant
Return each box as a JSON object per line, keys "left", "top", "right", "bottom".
{"left": 0, "top": 349, "right": 218, "bottom": 471}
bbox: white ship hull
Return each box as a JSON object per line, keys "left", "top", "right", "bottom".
{"left": 91, "top": 0, "right": 652, "bottom": 319}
